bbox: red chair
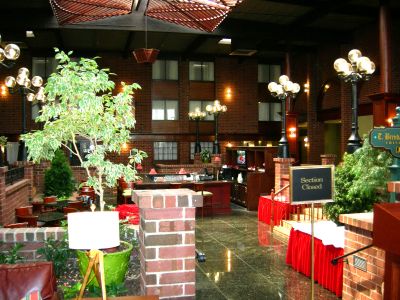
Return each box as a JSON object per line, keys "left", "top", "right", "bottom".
{"left": 4, "top": 222, "right": 29, "bottom": 228}
{"left": 15, "top": 206, "right": 33, "bottom": 216}
{"left": 67, "top": 200, "right": 85, "bottom": 211}
{"left": 194, "top": 182, "right": 214, "bottom": 218}
{"left": 16, "top": 215, "right": 39, "bottom": 227}
{"left": 43, "top": 196, "right": 57, "bottom": 204}
{"left": 63, "top": 207, "right": 79, "bottom": 215}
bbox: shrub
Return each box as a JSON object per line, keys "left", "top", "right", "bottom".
{"left": 325, "top": 137, "right": 392, "bottom": 222}
{"left": 44, "top": 149, "right": 75, "bottom": 198}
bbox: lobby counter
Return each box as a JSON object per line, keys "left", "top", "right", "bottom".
{"left": 134, "top": 180, "right": 232, "bottom": 216}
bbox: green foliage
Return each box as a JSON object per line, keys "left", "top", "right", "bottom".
{"left": 62, "top": 282, "right": 127, "bottom": 299}
{"left": 325, "top": 137, "right": 393, "bottom": 222}
{"left": 0, "top": 136, "right": 7, "bottom": 147}
{"left": 37, "top": 236, "right": 73, "bottom": 277}
{"left": 0, "top": 242, "right": 24, "bottom": 264}
{"left": 200, "top": 149, "right": 211, "bottom": 163}
{"left": 44, "top": 149, "right": 75, "bottom": 197}
{"left": 21, "top": 49, "right": 147, "bottom": 210}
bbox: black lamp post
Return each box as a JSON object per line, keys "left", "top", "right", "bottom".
{"left": 206, "top": 100, "right": 227, "bottom": 154}
{"left": 268, "top": 75, "right": 300, "bottom": 158}
{"left": 5, "top": 68, "right": 45, "bottom": 161}
{"left": 188, "top": 108, "right": 206, "bottom": 153}
{"left": 334, "top": 49, "right": 375, "bottom": 154}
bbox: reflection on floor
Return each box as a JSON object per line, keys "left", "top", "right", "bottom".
{"left": 195, "top": 205, "right": 340, "bottom": 300}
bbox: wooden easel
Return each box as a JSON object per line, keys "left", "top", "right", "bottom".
{"left": 77, "top": 249, "right": 106, "bottom": 300}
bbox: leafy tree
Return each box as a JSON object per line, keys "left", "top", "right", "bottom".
{"left": 325, "top": 137, "right": 393, "bottom": 222}
{"left": 44, "top": 149, "right": 75, "bottom": 198}
{"left": 22, "top": 49, "right": 146, "bottom": 210}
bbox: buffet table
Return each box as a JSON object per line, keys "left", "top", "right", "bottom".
{"left": 286, "top": 221, "right": 344, "bottom": 297}
{"left": 257, "top": 195, "right": 291, "bottom": 225}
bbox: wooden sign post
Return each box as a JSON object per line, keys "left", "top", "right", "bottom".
{"left": 290, "top": 165, "right": 335, "bottom": 300}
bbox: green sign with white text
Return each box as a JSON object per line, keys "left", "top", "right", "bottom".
{"left": 370, "top": 127, "right": 400, "bottom": 158}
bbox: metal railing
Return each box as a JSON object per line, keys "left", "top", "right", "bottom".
{"left": 5, "top": 167, "right": 25, "bottom": 185}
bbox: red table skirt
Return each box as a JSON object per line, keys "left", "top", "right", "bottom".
{"left": 258, "top": 196, "right": 291, "bottom": 226}
{"left": 286, "top": 228, "right": 344, "bottom": 297}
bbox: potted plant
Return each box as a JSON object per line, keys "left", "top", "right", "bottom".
{"left": 200, "top": 149, "right": 211, "bottom": 163}
{"left": 21, "top": 49, "right": 146, "bottom": 210}
{"left": 21, "top": 49, "right": 147, "bottom": 291}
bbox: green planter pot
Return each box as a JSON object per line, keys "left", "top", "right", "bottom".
{"left": 76, "top": 241, "right": 133, "bottom": 287}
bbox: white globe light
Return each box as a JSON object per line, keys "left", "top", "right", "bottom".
{"left": 275, "top": 85, "right": 284, "bottom": 95}
{"left": 367, "top": 61, "right": 376, "bottom": 74}
{"left": 26, "top": 93, "right": 36, "bottom": 102}
{"left": 222, "top": 105, "right": 227, "bottom": 112}
{"left": 279, "top": 75, "right": 289, "bottom": 85}
{"left": 36, "top": 87, "right": 45, "bottom": 101}
{"left": 4, "top": 44, "right": 20, "bottom": 60}
{"left": 283, "top": 81, "right": 294, "bottom": 92}
{"left": 24, "top": 78, "right": 31, "bottom": 89}
{"left": 348, "top": 49, "right": 362, "bottom": 64}
{"left": 0, "top": 48, "right": 5, "bottom": 62}
{"left": 16, "top": 74, "right": 26, "bottom": 86}
{"left": 206, "top": 104, "right": 212, "bottom": 112}
{"left": 31, "top": 76, "right": 43, "bottom": 87}
{"left": 333, "top": 58, "right": 347, "bottom": 72}
{"left": 292, "top": 83, "right": 301, "bottom": 93}
{"left": 18, "top": 67, "right": 30, "bottom": 77}
{"left": 356, "top": 56, "right": 372, "bottom": 73}
{"left": 5, "top": 76, "right": 16, "bottom": 88}
{"left": 268, "top": 82, "right": 278, "bottom": 93}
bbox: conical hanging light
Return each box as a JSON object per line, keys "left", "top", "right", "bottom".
{"left": 133, "top": 15, "right": 159, "bottom": 64}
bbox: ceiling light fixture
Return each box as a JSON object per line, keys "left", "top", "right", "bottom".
{"left": 26, "top": 31, "right": 35, "bottom": 38}
{"left": 218, "top": 38, "right": 231, "bottom": 45}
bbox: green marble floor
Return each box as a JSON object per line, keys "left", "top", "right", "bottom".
{"left": 195, "top": 206, "right": 340, "bottom": 300}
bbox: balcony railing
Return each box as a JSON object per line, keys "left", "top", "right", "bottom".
{"left": 5, "top": 167, "right": 25, "bottom": 185}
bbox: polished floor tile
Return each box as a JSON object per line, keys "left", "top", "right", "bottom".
{"left": 195, "top": 206, "right": 340, "bottom": 300}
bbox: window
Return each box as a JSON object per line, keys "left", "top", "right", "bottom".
{"left": 152, "top": 100, "right": 179, "bottom": 120}
{"left": 258, "top": 64, "right": 281, "bottom": 83}
{"left": 152, "top": 60, "right": 178, "bottom": 80}
{"left": 189, "top": 100, "right": 214, "bottom": 121}
{"left": 190, "top": 142, "right": 213, "bottom": 160}
{"left": 31, "top": 57, "right": 58, "bottom": 120}
{"left": 189, "top": 61, "right": 214, "bottom": 81}
{"left": 154, "top": 142, "right": 178, "bottom": 161}
{"left": 258, "top": 102, "right": 281, "bottom": 121}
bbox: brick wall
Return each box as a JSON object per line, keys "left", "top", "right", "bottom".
{"left": 0, "top": 166, "right": 31, "bottom": 226}
{"left": 133, "top": 188, "right": 202, "bottom": 299}
{"left": 273, "top": 158, "right": 294, "bottom": 201}
{"left": 0, "top": 227, "right": 65, "bottom": 261}
{"left": 339, "top": 213, "right": 385, "bottom": 300}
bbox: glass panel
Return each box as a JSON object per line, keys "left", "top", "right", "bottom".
{"left": 32, "top": 57, "right": 46, "bottom": 78}
{"left": 154, "top": 142, "right": 177, "bottom": 160}
{"left": 31, "top": 103, "right": 40, "bottom": 120}
{"left": 189, "top": 101, "right": 202, "bottom": 113}
{"left": 271, "top": 102, "right": 282, "bottom": 121}
{"left": 152, "top": 100, "right": 165, "bottom": 120}
{"left": 189, "top": 61, "right": 202, "bottom": 81}
{"left": 270, "top": 65, "right": 281, "bottom": 82}
{"left": 166, "top": 100, "right": 178, "bottom": 120}
{"left": 258, "top": 102, "right": 269, "bottom": 121}
{"left": 152, "top": 60, "right": 165, "bottom": 80}
{"left": 258, "top": 64, "right": 269, "bottom": 83}
{"left": 166, "top": 60, "right": 178, "bottom": 80}
{"left": 202, "top": 62, "right": 214, "bottom": 81}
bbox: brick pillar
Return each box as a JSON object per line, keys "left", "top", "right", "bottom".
{"left": 321, "top": 154, "right": 337, "bottom": 165}
{"left": 273, "top": 158, "right": 294, "bottom": 201}
{"left": 133, "top": 188, "right": 202, "bottom": 299}
{"left": 193, "top": 153, "right": 201, "bottom": 165}
{"left": 339, "top": 213, "right": 385, "bottom": 300}
{"left": 24, "top": 162, "right": 34, "bottom": 199}
{"left": 0, "top": 166, "right": 8, "bottom": 225}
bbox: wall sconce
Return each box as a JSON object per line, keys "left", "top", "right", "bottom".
{"left": 0, "top": 85, "right": 7, "bottom": 96}
{"left": 122, "top": 142, "right": 129, "bottom": 151}
{"left": 303, "top": 83, "right": 309, "bottom": 94}
{"left": 304, "top": 136, "right": 309, "bottom": 148}
{"left": 323, "top": 84, "right": 330, "bottom": 92}
{"left": 387, "top": 118, "right": 394, "bottom": 127}
{"left": 225, "top": 87, "right": 232, "bottom": 99}
{"left": 288, "top": 127, "right": 297, "bottom": 138}
{"left": 227, "top": 142, "right": 232, "bottom": 147}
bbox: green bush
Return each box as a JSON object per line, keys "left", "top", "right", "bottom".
{"left": 325, "top": 137, "right": 392, "bottom": 222}
{"left": 0, "top": 242, "right": 24, "bottom": 264}
{"left": 44, "top": 149, "right": 75, "bottom": 198}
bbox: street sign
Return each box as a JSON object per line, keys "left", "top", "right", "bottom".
{"left": 290, "top": 165, "right": 334, "bottom": 204}
{"left": 370, "top": 127, "right": 400, "bottom": 158}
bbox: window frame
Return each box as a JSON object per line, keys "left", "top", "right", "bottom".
{"left": 258, "top": 101, "right": 282, "bottom": 121}
{"left": 189, "top": 61, "right": 215, "bottom": 82}
{"left": 152, "top": 59, "right": 179, "bottom": 80}
{"left": 153, "top": 141, "right": 178, "bottom": 162}
{"left": 152, "top": 100, "right": 179, "bottom": 121}
{"left": 188, "top": 100, "right": 214, "bottom": 121}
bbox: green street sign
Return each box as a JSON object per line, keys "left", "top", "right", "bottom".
{"left": 370, "top": 127, "right": 400, "bottom": 158}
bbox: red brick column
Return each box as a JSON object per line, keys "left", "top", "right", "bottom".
{"left": 0, "top": 166, "right": 7, "bottom": 226}
{"left": 321, "top": 154, "right": 337, "bottom": 165}
{"left": 273, "top": 158, "right": 294, "bottom": 200}
{"left": 133, "top": 188, "right": 202, "bottom": 299}
{"left": 339, "top": 213, "right": 385, "bottom": 300}
{"left": 24, "top": 162, "right": 34, "bottom": 199}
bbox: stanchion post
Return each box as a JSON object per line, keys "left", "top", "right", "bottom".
{"left": 310, "top": 202, "right": 315, "bottom": 300}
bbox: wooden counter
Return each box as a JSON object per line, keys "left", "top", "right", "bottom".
{"left": 133, "top": 180, "right": 232, "bottom": 216}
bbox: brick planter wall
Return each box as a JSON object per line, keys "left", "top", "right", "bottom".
{"left": 0, "top": 227, "right": 66, "bottom": 261}
{"left": 321, "top": 154, "right": 337, "bottom": 165}
{"left": 273, "top": 158, "right": 294, "bottom": 200}
{"left": 133, "top": 188, "right": 202, "bottom": 299}
{"left": 339, "top": 213, "right": 385, "bottom": 300}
